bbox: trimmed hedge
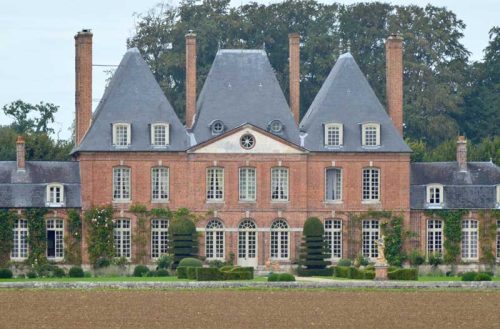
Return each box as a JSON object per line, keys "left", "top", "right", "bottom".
{"left": 176, "top": 266, "right": 188, "bottom": 279}
{"left": 461, "top": 271, "right": 492, "bottom": 281}
{"left": 133, "top": 265, "right": 150, "bottom": 277}
{"left": 334, "top": 266, "right": 375, "bottom": 280}
{"left": 268, "top": 273, "right": 295, "bottom": 282}
{"left": 196, "top": 267, "right": 223, "bottom": 281}
{"left": 335, "top": 266, "right": 350, "bottom": 278}
{"left": 388, "top": 268, "right": 418, "bottom": 281}
{"left": 0, "top": 268, "right": 13, "bottom": 279}
{"left": 187, "top": 267, "right": 198, "bottom": 280}
{"left": 223, "top": 271, "right": 253, "bottom": 280}
{"left": 297, "top": 267, "right": 334, "bottom": 277}
{"left": 69, "top": 266, "right": 84, "bottom": 278}
{"left": 178, "top": 257, "right": 203, "bottom": 268}
{"left": 337, "top": 259, "right": 352, "bottom": 267}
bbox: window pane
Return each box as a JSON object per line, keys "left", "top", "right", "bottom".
{"left": 207, "top": 168, "right": 224, "bottom": 200}
{"left": 151, "top": 219, "right": 169, "bottom": 258}
{"left": 239, "top": 168, "right": 256, "bottom": 201}
{"left": 271, "top": 168, "right": 288, "bottom": 201}
{"left": 325, "top": 169, "right": 341, "bottom": 201}
{"left": 362, "top": 168, "right": 379, "bottom": 201}
{"left": 362, "top": 220, "right": 379, "bottom": 258}
{"left": 152, "top": 168, "right": 169, "bottom": 201}
{"left": 113, "top": 168, "right": 130, "bottom": 200}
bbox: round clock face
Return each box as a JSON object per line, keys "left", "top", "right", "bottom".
{"left": 240, "top": 134, "right": 256, "bottom": 150}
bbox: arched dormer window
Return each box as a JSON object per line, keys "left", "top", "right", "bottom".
{"left": 324, "top": 123, "right": 343, "bottom": 147}
{"left": 46, "top": 183, "right": 64, "bottom": 206}
{"left": 426, "top": 184, "right": 444, "bottom": 208}
{"left": 151, "top": 123, "right": 170, "bottom": 146}
{"left": 361, "top": 123, "right": 380, "bottom": 147}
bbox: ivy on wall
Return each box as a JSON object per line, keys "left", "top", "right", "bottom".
{"left": 479, "top": 210, "right": 500, "bottom": 267}
{"left": 130, "top": 204, "right": 149, "bottom": 264}
{"left": 0, "top": 209, "right": 17, "bottom": 267}
{"left": 84, "top": 206, "right": 115, "bottom": 266}
{"left": 425, "top": 210, "right": 466, "bottom": 264}
{"left": 26, "top": 208, "right": 48, "bottom": 266}
{"left": 65, "top": 209, "right": 82, "bottom": 265}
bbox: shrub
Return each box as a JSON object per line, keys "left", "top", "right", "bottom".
{"left": 337, "top": 259, "right": 352, "bottom": 267}
{"left": 223, "top": 271, "right": 253, "bottom": 280}
{"left": 196, "top": 267, "right": 223, "bottom": 281}
{"left": 27, "top": 271, "right": 37, "bottom": 279}
{"left": 176, "top": 266, "right": 188, "bottom": 279}
{"left": 156, "top": 255, "right": 173, "bottom": 270}
{"left": 297, "top": 267, "right": 334, "bottom": 277}
{"left": 17, "top": 274, "right": 26, "bottom": 279}
{"left": 349, "top": 267, "right": 365, "bottom": 280}
{"left": 335, "top": 266, "right": 350, "bottom": 278}
{"left": 428, "top": 253, "right": 443, "bottom": 267}
{"left": 298, "top": 217, "right": 331, "bottom": 276}
{"left": 0, "top": 268, "right": 13, "bottom": 279}
{"left": 133, "top": 265, "right": 150, "bottom": 277}
{"left": 219, "top": 265, "right": 235, "bottom": 272}
{"left": 208, "top": 260, "right": 226, "bottom": 268}
{"left": 388, "top": 268, "right": 418, "bottom": 281}
{"left": 178, "top": 257, "right": 203, "bottom": 268}
{"left": 355, "top": 255, "right": 369, "bottom": 267}
{"left": 113, "top": 257, "right": 129, "bottom": 267}
{"left": 474, "top": 272, "right": 492, "bottom": 281}
{"left": 187, "top": 267, "right": 198, "bottom": 280}
{"left": 156, "top": 269, "right": 169, "bottom": 277}
{"left": 52, "top": 267, "right": 66, "bottom": 278}
{"left": 364, "top": 270, "right": 375, "bottom": 280}
{"left": 460, "top": 271, "right": 492, "bottom": 281}
{"left": 83, "top": 271, "right": 92, "bottom": 278}
{"left": 95, "top": 257, "right": 111, "bottom": 269}
{"left": 278, "top": 273, "right": 295, "bottom": 282}
{"left": 168, "top": 211, "right": 198, "bottom": 268}
{"left": 69, "top": 266, "right": 85, "bottom": 278}
{"left": 409, "top": 250, "right": 425, "bottom": 266}
{"left": 267, "top": 273, "right": 279, "bottom": 282}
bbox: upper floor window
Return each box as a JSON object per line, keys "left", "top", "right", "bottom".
{"left": 151, "top": 167, "right": 169, "bottom": 202}
{"left": 325, "top": 168, "right": 342, "bottom": 202}
{"left": 210, "top": 120, "right": 225, "bottom": 135}
{"left": 151, "top": 123, "right": 169, "bottom": 146}
{"left": 112, "top": 123, "right": 131, "bottom": 147}
{"left": 239, "top": 167, "right": 256, "bottom": 202}
{"left": 206, "top": 167, "right": 224, "bottom": 201}
{"left": 362, "top": 168, "right": 380, "bottom": 202}
{"left": 11, "top": 219, "right": 28, "bottom": 260}
{"left": 46, "top": 183, "right": 64, "bottom": 206}
{"left": 271, "top": 167, "right": 289, "bottom": 201}
{"left": 113, "top": 167, "right": 131, "bottom": 201}
{"left": 427, "top": 184, "right": 443, "bottom": 208}
{"left": 362, "top": 123, "right": 380, "bottom": 147}
{"left": 324, "top": 123, "right": 343, "bottom": 147}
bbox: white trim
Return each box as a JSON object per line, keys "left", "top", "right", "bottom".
{"left": 112, "top": 123, "right": 131, "bottom": 147}
{"left": 361, "top": 123, "right": 380, "bottom": 147}
{"left": 271, "top": 167, "right": 289, "bottom": 201}
{"left": 205, "top": 219, "right": 225, "bottom": 260}
{"left": 324, "top": 219, "right": 342, "bottom": 260}
{"left": 324, "top": 167, "right": 342, "bottom": 202}
{"left": 151, "top": 167, "right": 169, "bottom": 202}
{"left": 362, "top": 167, "right": 380, "bottom": 202}
{"left": 461, "top": 219, "right": 479, "bottom": 261}
{"left": 206, "top": 167, "right": 224, "bottom": 201}
{"left": 46, "top": 218, "right": 64, "bottom": 261}
{"left": 362, "top": 219, "right": 379, "bottom": 260}
{"left": 151, "top": 123, "right": 170, "bottom": 146}
{"left": 324, "top": 123, "right": 343, "bottom": 147}
{"left": 46, "top": 183, "right": 64, "bottom": 207}
{"left": 114, "top": 218, "right": 131, "bottom": 260}
{"left": 112, "top": 167, "right": 131, "bottom": 202}
{"left": 496, "top": 185, "right": 500, "bottom": 209}
{"left": 151, "top": 218, "right": 169, "bottom": 259}
{"left": 426, "top": 184, "right": 444, "bottom": 208}
{"left": 239, "top": 167, "right": 257, "bottom": 202}
{"left": 426, "top": 219, "right": 443, "bottom": 257}
{"left": 11, "top": 218, "right": 28, "bottom": 261}
{"left": 270, "top": 219, "right": 290, "bottom": 260}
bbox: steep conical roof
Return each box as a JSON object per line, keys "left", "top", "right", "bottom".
{"left": 73, "top": 48, "right": 189, "bottom": 153}
{"left": 300, "top": 53, "right": 410, "bottom": 153}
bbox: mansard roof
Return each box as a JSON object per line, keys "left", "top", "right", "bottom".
{"left": 410, "top": 161, "right": 500, "bottom": 209}
{"left": 300, "top": 53, "right": 411, "bottom": 153}
{"left": 73, "top": 48, "right": 189, "bottom": 153}
{"left": 0, "top": 161, "right": 81, "bottom": 208}
{"left": 191, "top": 49, "right": 300, "bottom": 145}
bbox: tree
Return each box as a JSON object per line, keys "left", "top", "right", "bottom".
{"left": 168, "top": 208, "right": 199, "bottom": 268}
{"left": 2, "top": 100, "right": 59, "bottom": 134}
{"left": 298, "top": 217, "right": 332, "bottom": 276}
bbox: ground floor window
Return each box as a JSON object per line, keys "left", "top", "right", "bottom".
{"left": 324, "top": 219, "right": 342, "bottom": 259}
{"left": 151, "top": 219, "right": 169, "bottom": 259}
{"left": 427, "top": 219, "right": 443, "bottom": 257}
{"left": 362, "top": 219, "right": 379, "bottom": 259}
{"left": 205, "top": 219, "right": 224, "bottom": 260}
{"left": 114, "top": 219, "right": 131, "bottom": 259}
{"left": 461, "top": 219, "right": 478, "bottom": 261}
{"left": 270, "top": 219, "right": 289, "bottom": 260}
{"left": 11, "top": 219, "right": 28, "bottom": 260}
{"left": 46, "top": 219, "right": 64, "bottom": 260}
{"left": 238, "top": 219, "right": 257, "bottom": 260}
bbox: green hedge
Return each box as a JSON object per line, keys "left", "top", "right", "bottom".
{"left": 69, "top": 266, "right": 85, "bottom": 278}
{"left": 268, "top": 273, "right": 295, "bottom": 282}
{"left": 334, "top": 266, "right": 375, "bottom": 280}
{"left": 297, "top": 267, "right": 334, "bottom": 277}
{"left": 223, "top": 271, "right": 253, "bottom": 280}
{"left": 196, "top": 267, "right": 223, "bottom": 281}
{"left": 461, "top": 271, "right": 492, "bottom": 281}
{"left": 133, "top": 265, "right": 150, "bottom": 277}
{"left": 0, "top": 268, "right": 13, "bottom": 279}
{"left": 187, "top": 267, "right": 198, "bottom": 280}
{"left": 335, "top": 266, "right": 351, "bottom": 278}
{"left": 178, "top": 257, "right": 203, "bottom": 268}
{"left": 388, "top": 268, "right": 418, "bottom": 280}
{"left": 176, "top": 266, "right": 188, "bottom": 279}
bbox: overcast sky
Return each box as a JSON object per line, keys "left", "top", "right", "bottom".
{"left": 0, "top": 0, "right": 498, "bottom": 140}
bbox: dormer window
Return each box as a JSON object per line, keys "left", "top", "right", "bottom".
{"left": 324, "top": 123, "right": 343, "bottom": 147}
{"left": 269, "top": 120, "right": 283, "bottom": 134}
{"left": 210, "top": 120, "right": 225, "bottom": 135}
{"left": 362, "top": 123, "right": 380, "bottom": 147}
{"left": 46, "top": 183, "right": 64, "bottom": 206}
{"left": 427, "top": 184, "right": 443, "bottom": 208}
{"left": 112, "top": 123, "right": 131, "bottom": 147}
{"left": 151, "top": 123, "right": 169, "bottom": 147}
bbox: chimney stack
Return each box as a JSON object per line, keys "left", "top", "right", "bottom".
{"left": 289, "top": 33, "right": 300, "bottom": 124}
{"left": 385, "top": 34, "right": 404, "bottom": 136}
{"left": 185, "top": 32, "right": 197, "bottom": 128}
{"left": 75, "top": 29, "right": 93, "bottom": 146}
{"left": 457, "top": 136, "right": 467, "bottom": 172}
{"left": 16, "top": 136, "right": 25, "bottom": 171}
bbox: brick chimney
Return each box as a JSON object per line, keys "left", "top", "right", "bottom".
{"left": 457, "top": 136, "right": 467, "bottom": 172}
{"left": 385, "top": 34, "right": 404, "bottom": 136}
{"left": 289, "top": 33, "right": 300, "bottom": 124}
{"left": 185, "top": 32, "right": 197, "bottom": 128}
{"left": 16, "top": 136, "right": 25, "bottom": 171}
{"left": 75, "top": 29, "right": 93, "bottom": 146}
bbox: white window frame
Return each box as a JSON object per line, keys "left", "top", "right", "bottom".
{"left": 362, "top": 168, "right": 380, "bottom": 202}
{"left": 151, "top": 123, "right": 170, "bottom": 147}
{"left": 206, "top": 167, "right": 224, "bottom": 202}
{"left": 11, "top": 219, "right": 28, "bottom": 261}
{"left": 496, "top": 185, "right": 500, "bottom": 209}
{"left": 426, "top": 184, "right": 443, "bottom": 208}
{"left": 362, "top": 219, "right": 379, "bottom": 259}
{"left": 114, "top": 218, "right": 131, "bottom": 259}
{"left": 324, "top": 123, "right": 343, "bottom": 147}
{"left": 461, "top": 219, "right": 478, "bottom": 261}
{"left": 238, "top": 219, "right": 257, "bottom": 260}
{"left": 46, "top": 183, "right": 64, "bottom": 207}
{"left": 151, "top": 218, "right": 169, "bottom": 259}
{"left": 270, "top": 219, "right": 290, "bottom": 260}
{"left": 151, "top": 167, "right": 169, "bottom": 202}
{"left": 325, "top": 168, "right": 342, "bottom": 202}
{"left": 427, "top": 219, "right": 443, "bottom": 257}
{"left": 362, "top": 123, "right": 380, "bottom": 147}
{"left": 113, "top": 167, "right": 131, "bottom": 202}
{"left": 239, "top": 167, "right": 256, "bottom": 202}
{"left": 112, "top": 123, "right": 131, "bottom": 147}
{"left": 324, "top": 219, "right": 342, "bottom": 260}
{"left": 46, "top": 218, "right": 64, "bottom": 261}
{"left": 205, "top": 219, "right": 225, "bottom": 260}
{"left": 271, "top": 167, "right": 289, "bottom": 202}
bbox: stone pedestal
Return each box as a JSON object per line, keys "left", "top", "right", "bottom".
{"left": 374, "top": 263, "right": 389, "bottom": 281}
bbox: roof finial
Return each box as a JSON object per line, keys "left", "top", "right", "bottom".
{"left": 347, "top": 40, "right": 351, "bottom": 53}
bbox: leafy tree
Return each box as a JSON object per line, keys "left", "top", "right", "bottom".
{"left": 2, "top": 100, "right": 59, "bottom": 134}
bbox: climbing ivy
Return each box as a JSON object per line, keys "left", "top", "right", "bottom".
{"left": 0, "top": 209, "right": 17, "bottom": 267}
{"left": 84, "top": 206, "right": 115, "bottom": 267}
{"left": 425, "top": 210, "right": 466, "bottom": 264}
{"left": 65, "top": 209, "right": 82, "bottom": 265}
{"left": 479, "top": 210, "right": 499, "bottom": 267}
{"left": 26, "top": 208, "right": 48, "bottom": 266}
{"left": 130, "top": 204, "right": 149, "bottom": 263}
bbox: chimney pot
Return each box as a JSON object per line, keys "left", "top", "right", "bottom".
{"left": 185, "top": 32, "right": 197, "bottom": 128}
{"left": 385, "top": 34, "right": 404, "bottom": 136}
{"left": 16, "top": 135, "right": 26, "bottom": 171}
{"left": 457, "top": 136, "right": 468, "bottom": 172}
{"left": 289, "top": 33, "right": 300, "bottom": 124}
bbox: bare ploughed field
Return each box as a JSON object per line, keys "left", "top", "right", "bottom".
{"left": 0, "top": 290, "right": 499, "bottom": 329}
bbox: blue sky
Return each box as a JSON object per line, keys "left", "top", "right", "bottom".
{"left": 0, "top": 0, "right": 498, "bottom": 140}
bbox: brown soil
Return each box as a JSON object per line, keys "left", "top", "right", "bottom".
{"left": 0, "top": 290, "right": 498, "bottom": 329}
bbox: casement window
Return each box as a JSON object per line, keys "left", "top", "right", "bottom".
{"left": 325, "top": 168, "right": 342, "bottom": 202}
{"left": 362, "top": 123, "right": 380, "bottom": 147}
{"left": 113, "top": 167, "right": 131, "bottom": 201}
{"left": 461, "top": 219, "right": 478, "bottom": 261}
{"left": 362, "top": 168, "right": 380, "bottom": 202}
{"left": 426, "top": 184, "right": 443, "bottom": 208}
{"left": 114, "top": 219, "right": 131, "bottom": 259}
{"left": 206, "top": 167, "right": 224, "bottom": 201}
{"left": 151, "top": 123, "right": 170, "bottom": 146}
{"left": 151, "top": 167, "right": 169, "bottom": 202}
{"left": 205, "top": 219, "right": 224, "bottom": 260}
{"left": 270, "top": 219, "right": 289, "bottom": 260}
{"left": 271, "top": 167, "right": 289, "bottom": 201}
{"left": 151, "top": 219, "right": 169, "bottom": 259}
{"left": 362, "top": 220, "right": 379, "bottom": 259}
{"left": 427, "top": 219, "right": 443, "bottom": 257}
{"left": 239, "top": 167, "right": 256, "bottom": 201}
{"left": 324, "top": 123, "right": 343, "bottom": 147}
{"left": 112, "top": 123, "right": 131, "bottom": 147}
{"left": 238, "top": 219, "right": 257, "bottom": 260}
{"left": 46, "top": 219, "right": 64, "bottom": 260}
{"left": 496, "top": 221, "right": 500, "bottom": 262}
{"left": 324, "top": 219, "right": 342, "bottom": 260}
{"left": 46, "top": 183, "right": 64, "bottom": 206}
{"left": 11, "top": 219, "right": 28, "bottom": 260}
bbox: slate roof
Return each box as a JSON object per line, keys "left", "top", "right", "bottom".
{"left": 191, "top": 49, "right": 300, "bottom": 145}
{"left": 410, "top": 162, "right": 500, "bottom": 209}
{"left": 72, "top": 48, "right": 189, "bottom": 153}
{"left": 0, "top": 161, "right": 81, "bottom": 208}
{"left": 300, "top": 53, "right": 411, "bottom": 153}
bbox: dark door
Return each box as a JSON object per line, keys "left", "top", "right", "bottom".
{"left": 47, "top": 230, "right": 55, "bottom": 258}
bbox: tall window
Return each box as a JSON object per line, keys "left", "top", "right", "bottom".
{"left": 205, "top": 219, "right": 224, "bottom": 260}
{"left": 427, "top": 184, "right": 443, "bottom": 207}
{"left": 46, "top": 183, "right": 64, "bottom": 206}
{"left": 238, "top": 219, "right": 257, "bottom": 260}
{"left": 114, "top": 219, "right": 131, "bottom": 259}
{"left": 151, "top": 219, "right": 169, "bottom": 259}
{"left": 325, "top": 168, "right": 342, "bottom": 202}
{"left": 11, "top": 219, "right": 28, "bottom": 260}
{"left": 151, "top": 123, "right": 169, "bottom": 146}
{"left": 362, "top": 220, "right": 379, "bottom": 259}
{"left": 46, "top": 219, "right": 64, "bottom": 260}
{"left": 324, "top": 219, "right": 342, "bottom": 260}
{"left": 461, "top": 219, "right": 478, "bottom": 261}
{"left": 270, "top": 219, "right": 289, "bottom": 260}
{"left": 362, "top": 123, "right": 380, "bottom": 146}
{"left": 113, "top": 167, "right": 131, "bottom": 201}
{"left": 362, "top": 168, "right": 380, "bottom": 201}
{"left": 427, "top": 219, "right": 443, "bottom": 256}
{"left": 271, "top": 167, "right": 289, "bottom": 201}
{"left": 206, "top": 168, "right": 224, "bottom": 201}
{"left": 324, "top": 123, "right": 343, "bottom": 147}
{"left": 151, "top": 167, "right": 169, "bottom": 202}
{"left": 497, "top": 221, "right": 500, "bottom": 262}
{"left": 239, "top": 167, "right": 256, "bottom": 201}
{"left": 112, "top": 123, "right": 131, "bottom": 146}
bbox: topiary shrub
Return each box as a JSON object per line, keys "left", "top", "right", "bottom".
{"left": 223, "top": 271, "right": 253, "bottom": 280}
{"left": 52, "top": 267, "right": 66, "bottom": 278}
{"left": 298, "top": 217, "right": 331, "bottom": 276}
{"left": 133, "top": 265, "right": 150, "bottom": 277}
{"left": 156, "top": 269, "right": 169, "bottom": 277}
{"left": 337, "top": 259, "right": 352, "bottom": 267}
{"left": 176, "top": 266, "right": 188, "bottom": 279}
{"left": 69, "top": 266, "right": 85, "bottom": 278}
{"left": 364, "top": 270, "right": 375, "bottom": 280}
{"left": 460, "top": 271, "right": 492, "bottom": 281}
{"left": 219, "top": 266, "right": 235, "bottom": 272}
{"left": 388, "top": 268, "right": 418, "bottom": 280}
{"left": 187, "top": 267, "right": 198, "bottom": 280}
{"left": 474, "top": 272, "right": 492, "bottom": 281}
{"left": 297, "top": 267, "right": 334, "bottom": 277}
{"left": 168, "top": 209, "right": 199, "bottom": 268}
{"left": 460, "top": 271, "right": 477, "bottom": 281}
{"left": 0, "top": 268, "right": 13, "bottom": 279}
{"left": 335, "top": 266, "right": 350, "bottom": 278}
{"left": 178, "top": 257, "right": 203, "bottom": 268}
{"left": 196, "top": 267, "right": 223, "bottom": 281}
{"left": 27, "top": 271, "right": 37, "bottom": 279}
{"left": 267, "top": 273, "right": 279, "bottom": 282}
{"left": 277, "top": 273, "right": 295, "bottom": 282}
